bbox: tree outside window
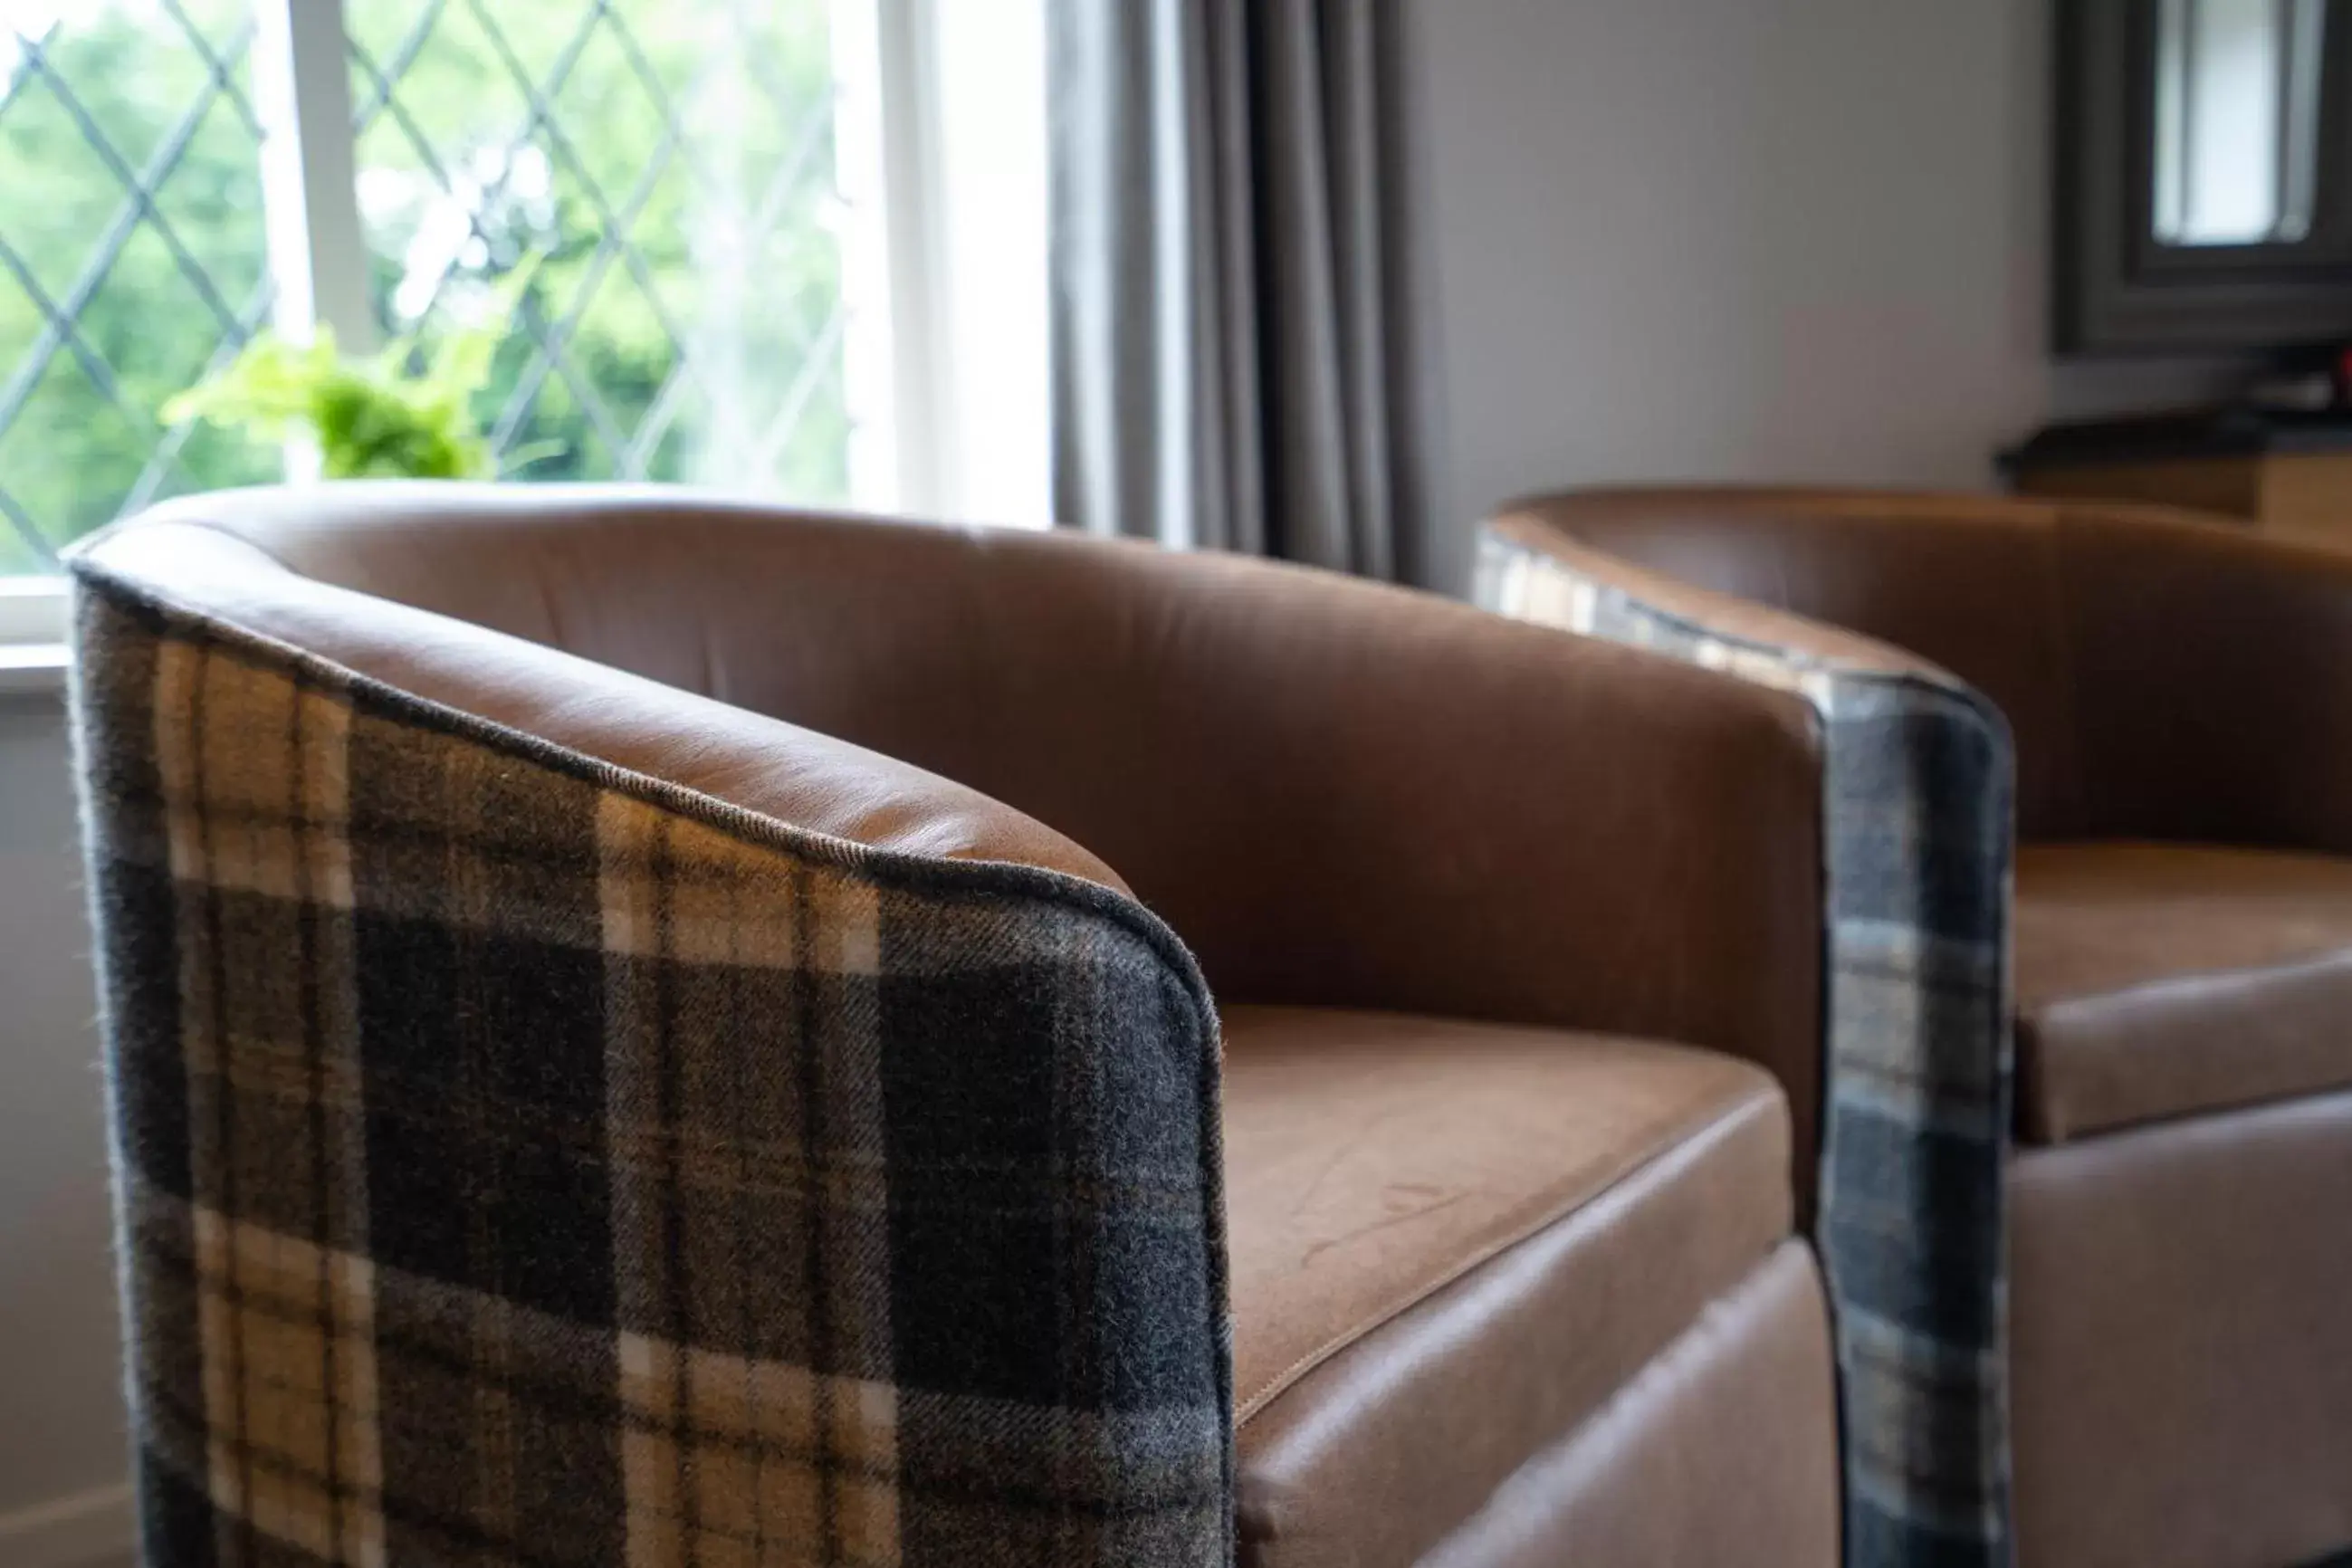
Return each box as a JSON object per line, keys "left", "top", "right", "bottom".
{"left": 0, "top": 0, "right": 854, "bottom": 575}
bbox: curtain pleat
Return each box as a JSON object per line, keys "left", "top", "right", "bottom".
{"left": 1047, "top": 0, "right": 1404, "bottom": 578}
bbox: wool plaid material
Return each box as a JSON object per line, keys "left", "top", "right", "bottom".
{"left": 70, "top": 567, "right": 1234, "bottom": 1568}
{"left": 1477, "top": 534, "right": 2014, "bottom": 1568}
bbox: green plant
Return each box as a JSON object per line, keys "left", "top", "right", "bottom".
{"left": 163, "top": 265, "right": 547, "bottom": 481}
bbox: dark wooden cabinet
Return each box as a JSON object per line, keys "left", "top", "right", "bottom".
{"left": 2007, "top": 411, "right": 2352, "bottom": 543}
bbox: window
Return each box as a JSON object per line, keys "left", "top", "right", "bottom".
{"left": 2151, "top": 0, "right": 2328, "bottom": 246}
{"left": 0, "top": 0, "right": 1046, "bottom": 607}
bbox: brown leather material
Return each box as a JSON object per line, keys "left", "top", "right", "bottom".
{"left": 1495, "top": 487, "right": 2352, "bottom": 847}
{"left": 1416, "top": 1241, "right": 1840, "bottom": 1568}
{"left": 103, "top": 484, "right": 1831, "bottom": 1205}
{"left": 2016, "top": 842, "right": 2352, "bottom": 1142}
{"left": 1484, "top": 512, "right": 1955, "bottom": 683}
{"left": 2009, "top": 1094, "right": 2352, "bottom": 1568}
{"left": 1494, "top": 488, "right": 2092, "bottom": 835}
{"left": 1222, "top": 1004, "right": 1791, "bottom": 1420}
{"left": 73, "top": 516, "right": 1128, "bottom": 888}
{"left": 1224, "top": 1006, "right": 1792, "bottom": 1568}
{"left": 1489, "top": 487, "right": 2352, "bottom": 1564}
{"left": 2058, "top": 508, "right": 2352, "bottom": 856}
{"left": 84, "top": 484, "right": 1849, "bottom": 1559}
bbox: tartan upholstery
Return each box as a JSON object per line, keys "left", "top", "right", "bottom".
{"left": 1477, "top": 534, "right": 2014, "bottom": 1568}
{"left": 69, "top": 565, "right": 1234, "bottom": 1568}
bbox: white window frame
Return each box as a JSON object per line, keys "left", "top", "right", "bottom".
{"left": 0, "top": 0, "right": 1050, "bottom": 685}
{"left": 251, "top": 0, "right": 376, "bottom": 406}
{"left": 839, "top": 0, "right": 1051, "bottom": 528}
{"left": 0, "top": 577, "right": 66, "bottom": 692}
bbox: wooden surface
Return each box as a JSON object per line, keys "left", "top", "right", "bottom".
{"left": 2013, "top": 452, "right": 2352, "bottom": 546}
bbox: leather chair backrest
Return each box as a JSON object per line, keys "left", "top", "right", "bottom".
{"left": 85, "top": 484, "right": 1828, "bottom": 1140}
{"left": 1505, "top": 487, "right": 2352, "bottom": 853}
{"left": 1516, "top": 488, "right": 2088, "bottom": 837}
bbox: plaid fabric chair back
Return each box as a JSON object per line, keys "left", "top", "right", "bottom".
{"left": 70, "top": 562, "right": 1235, "bottom": 1568}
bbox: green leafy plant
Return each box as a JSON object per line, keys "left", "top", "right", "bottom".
{"left": 164, "top": 264, "right": 550, "bottom": 481}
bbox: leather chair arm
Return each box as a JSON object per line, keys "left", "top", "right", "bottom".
{"left": 1481, "top": 512, "right": 1958, "bottom": 685}
{"left": 72, "top": 515, "right": 1127, "bottom": 889}
{"left": 1477, "top": 498, "right": 2016, "bottom": 1554}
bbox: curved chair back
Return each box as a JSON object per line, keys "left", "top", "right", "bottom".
{"left": 1496, "top": 487, "right": 2352, "bottom": 854}
{"left": 87, "top": 483, "right": 1824, "bottom": 1078}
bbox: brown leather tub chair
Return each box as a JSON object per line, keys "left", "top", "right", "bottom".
{"left": 68, "top": 484, "right": 1840, "bottom": 1568}
{"left": 1480, "top": 487, "right": 2352, "bottom": 1568}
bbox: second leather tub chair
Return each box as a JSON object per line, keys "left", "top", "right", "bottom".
{"left": 1480, "top": 487, "right": 2352, "bottom": 1568}
{"left": 68, "top": 484, "right": 1841, "bottom": 1568}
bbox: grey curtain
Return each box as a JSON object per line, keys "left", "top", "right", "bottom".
{"left": 1047, "top": 0, "right": 1410, "bottom": 578}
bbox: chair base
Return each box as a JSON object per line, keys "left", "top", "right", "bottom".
{"left": 2013, "top": 1091, "right": 2352, "bottom": 1568}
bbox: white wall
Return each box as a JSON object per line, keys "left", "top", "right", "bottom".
{"left": 0, "top": 693, "right": 134, "bottom": 1568}
{"left": 1401, "top": 0, "right": 2252, "bottom": 593}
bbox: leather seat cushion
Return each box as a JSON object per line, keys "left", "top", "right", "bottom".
{"left": 1418, "top": 1240, "right": 1839, "bottom": 1568}
{"left": 2014, "top": 842, "right": 2352, "bottom": 1143}
{"left": 1220, "top": 1005, "right": 1793, "bottom": 1567}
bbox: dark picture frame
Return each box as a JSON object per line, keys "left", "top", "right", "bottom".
{"left": 2056, "top": 0, "right": 2352, "bottom": 354}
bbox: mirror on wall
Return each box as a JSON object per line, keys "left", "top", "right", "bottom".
{"left": 2057, "top": 0, "right": 2352, "bottom": 351}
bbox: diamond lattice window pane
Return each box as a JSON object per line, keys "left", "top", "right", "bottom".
{"left": 0, "top": 0, "right": 272, "bottom": 571}
{"left": 349, "top": 0, "right": 849, "bottom": 500}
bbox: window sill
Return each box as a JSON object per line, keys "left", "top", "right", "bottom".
{"left": 0, "top": 578, "right": 69, "bottom": 694}
{"left": 0, "top": 643, "right": 68, "bottom": 697}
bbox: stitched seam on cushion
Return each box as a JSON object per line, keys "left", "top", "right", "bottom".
{"left": 1231, "top": 1081, "right": 1783, "bottom": 1426}
{"left": 72, "top": 561, "right": 1240, "bottom": 1541}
